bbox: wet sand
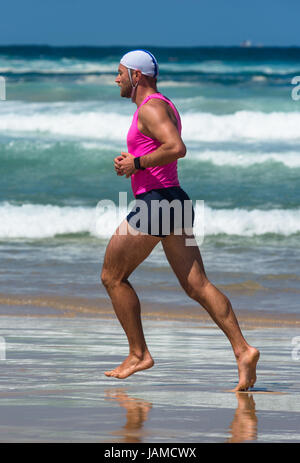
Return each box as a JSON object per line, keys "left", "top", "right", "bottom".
{"left": 0, "top": 313, "right": 299, "bottom": 442}
{"left": 0, "top": 292, "right": 299, "bottom": 329}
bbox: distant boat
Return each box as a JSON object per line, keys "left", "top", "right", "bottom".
{"left": 240, "top": 40, "right": 252, "bottom": 47}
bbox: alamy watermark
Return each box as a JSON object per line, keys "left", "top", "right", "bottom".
{"left": 291, "top": 76, "right": 300, "bottom": 101}
{"left": 291, "top": 336, "right": 300, "bottom": 361}
{"left": 95, "top": 192, "right": 204, "bottom": 246}
{"left": 0, "top": 76, "right": 6, "bottom": 101}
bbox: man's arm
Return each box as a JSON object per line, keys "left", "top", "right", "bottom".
{"left": 137, "top": 99, "right": 186, "bottom": 168}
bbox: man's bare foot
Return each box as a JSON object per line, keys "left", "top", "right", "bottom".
{"left": 233, "top": 346, "right": 260, "bottom": 392}
{"left": 105, "top": 352, "right": 154, "bottom": 379}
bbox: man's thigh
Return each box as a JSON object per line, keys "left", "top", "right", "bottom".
{"left": 102, "top": 220, "right": 161, "bottom": 280}
{"left": 161, "top": 232, "right": 208, "bottom": 290}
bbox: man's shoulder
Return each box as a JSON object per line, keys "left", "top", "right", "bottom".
{"left": 139, "top": 97, "right": 171, "bottom": 119}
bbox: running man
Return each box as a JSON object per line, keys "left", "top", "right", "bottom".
{"left": 101, "top": 50, "right": 259, "bottom": 391}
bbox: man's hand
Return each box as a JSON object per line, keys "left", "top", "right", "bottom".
{"left": 115, "top": 152, "right": 137, "bottom": 178}
{"left": 114, "top": 155, "right": 125, "bottom": 176}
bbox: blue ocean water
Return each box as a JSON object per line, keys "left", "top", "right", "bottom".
{"left": 0, "top": 46, "right": 300, "bottom": 316}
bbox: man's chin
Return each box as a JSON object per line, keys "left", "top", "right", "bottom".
{"left": 120, "top": 89, "right": 132, "bottom": 99}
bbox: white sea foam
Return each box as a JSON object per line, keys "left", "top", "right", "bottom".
{"left": 1, "top": 202, "right": 299, "bottom": 239}
{"left": 0, "top": 60, "right": 216, "bottom": 75}
{"left": 0, "top": 56, "right": 298, "bottom": 76}
{"left": 75, "top": 74, "right": 116, "bottom": 85}
{"left": 2, "top": 138, "right": 122, "bottom": 154}
{"left": 1, "top": 102, "right": 300, "bottom": 143}
{"left": 0, "top": 57, "right": 118, "bottom": 74}
{"left": 0, "top": 102, "right": 130, "bottom": 141}
{"left": 181, "top": 111, "right": 300, "bottom": 142}
{"left": 0, "top": 203, "right": 98, "bottom": 239}
{"left": 160, "top": 61, "right": 300, "bottom": 75}
{"left": 199, "top": 206, "right": 300, "bottom": 237}
{"left": 158, "top": 80, "right": 197, "bottom": 87}
{"left": 192, "top": 150, "right": 300, "bottom": 168}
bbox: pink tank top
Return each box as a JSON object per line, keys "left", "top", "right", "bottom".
{"left": 127, "top": 93, "right": 181, "bottom": 197}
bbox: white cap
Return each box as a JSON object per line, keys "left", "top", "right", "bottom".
{"left": 120, "top": 49, "right": 159, "bottom": 78}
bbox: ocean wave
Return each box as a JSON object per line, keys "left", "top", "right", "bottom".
{"left": 158, "top": 80, "right": 197, "bottom": 87}
{"left": 0, "top": 102, "right": 130, "bottom": 141}
{"left": 2, "top": 139, "right": 300, "bottom": 169}
{"left": 1, "top": 56, "right": 299, "bottom": 77}
{"left": 0, "top": 57, "right": 118, "bottom": 74}
{"left": 74, "top": 74, "right": 116, "bottom": 85}
{"left": 182, "top": 111, "right": 300, "bottom": 142}
{"left": 1, "top": 103, "right": 300, "bottom": 143}
{"left": 192, "top": 149, "right": 300, "bottom": 168}
{"left": 1, "top": 202, "right": 299, "bottom": 239}
{"left": 160, "top": 61, "right": 300, "bottom": 75}
{"left": 1, "top": 138, "right": 122, "bottom": 154}
{"left": 201, "top": 207, "right": 300, "bottom": 236}
{"left": 0, "top": 203, "right": 99, "bottom": 239}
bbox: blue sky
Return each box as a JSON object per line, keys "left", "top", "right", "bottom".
{"left": 1, "top": 0, "right": 299, "bottom": 47}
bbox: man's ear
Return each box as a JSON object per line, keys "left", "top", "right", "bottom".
{"left": 134, "top": 69, "right": 142, "bottom": 82}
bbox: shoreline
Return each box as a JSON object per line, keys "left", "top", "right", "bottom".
{"left": 0, "top": 292, "right": 299, "bottom": 329}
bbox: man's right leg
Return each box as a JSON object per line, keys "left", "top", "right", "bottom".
{"left": 101, "top": 219, "right": 161, "bottom": 379}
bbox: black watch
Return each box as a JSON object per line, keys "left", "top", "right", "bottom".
{"left": 134, "top": 157, "right": 146, "bottom": 170}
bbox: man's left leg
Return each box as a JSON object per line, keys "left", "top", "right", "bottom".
{"left": 162, "top": 232, "right": 260, "bottom": 391}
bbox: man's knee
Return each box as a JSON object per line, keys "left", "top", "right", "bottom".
{"left": 101, "top": 268, "right": 114, "bottom": 289}
{"left": 184, "top": 276, "right": 210, "bottom": 302}
{"left": 101, "top": 267, "right": 123, "bottom": 290}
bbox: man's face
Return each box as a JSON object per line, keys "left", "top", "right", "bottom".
{"left": 115, "top": 64, "right": 132, "bottom": 98}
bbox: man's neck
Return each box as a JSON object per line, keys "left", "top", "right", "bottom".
{"left": 133, "top": 87, "right": 158, "bottom": 107}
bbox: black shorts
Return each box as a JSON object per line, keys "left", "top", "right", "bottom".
{"left": 126, "top": 186, "right": 195, "bottom": 238}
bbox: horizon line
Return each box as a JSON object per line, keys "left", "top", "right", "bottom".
{"left": 1, "top": 43, "right": 300, "bottom": 49}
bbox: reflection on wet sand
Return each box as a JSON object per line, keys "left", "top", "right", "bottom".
{"left": 227, "top": 392, "right": 258, "bottom": 443}
{"left": 105, "top": 389, "right": 261, "bottom": 443}
{"left": 105, "top": 389, "right": 152, "bottom": 443}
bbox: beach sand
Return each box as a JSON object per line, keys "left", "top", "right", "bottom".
{"left": 0, "top": 311, "right": 299, "bottom": 443}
